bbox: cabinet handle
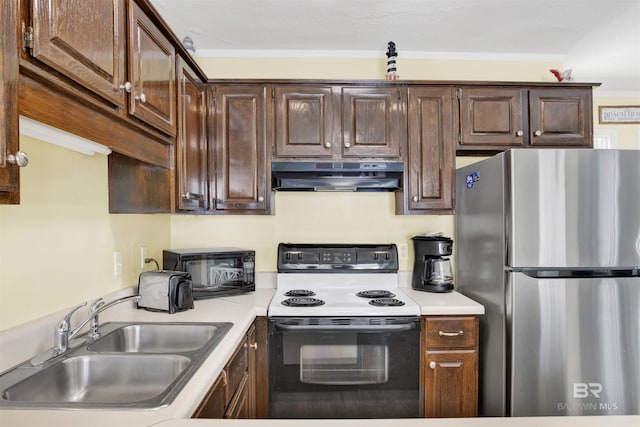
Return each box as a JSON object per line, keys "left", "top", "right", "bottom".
{"left": 257, "top": 196, "right": 264, "bottom": 203}
{"left": 6, "top": 151, "right": 29, "bottom": 167}
{"left": 344, "top": 142, "right": 351, "bottom": 148}
{"left": 516, "top": 130, "right": 524, "bottom": 137}
{"left": 221, "top": 370, "right": 228, "bottom": 386}
{"left": 182, "top": 192, "right": 204, "bottom": 201}
{"left": 412, "top": 196, "right": 419, "bottom": 202}
{"left": 534, "top": 130, "right": 542, "bottom": 137}
{"left": 119, "top": 82, "right": 132, "bottom": 92}
{"left": 324, "top": 142, "right": 332, "bottom": 148}
{"left": 429, "top": 361, "right": 436, "bottom": 369}
{"left": 135, "top": 93, "right": 147, "bottom": 103}
{"left": 438, "top": 330, "right": 464, "bottom": 337}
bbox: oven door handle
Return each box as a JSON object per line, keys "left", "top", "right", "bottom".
{"left": 274, "top": 323, "right": 417, "bottom": 332}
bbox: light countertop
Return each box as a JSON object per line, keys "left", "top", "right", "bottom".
{"left": 3, "top": 275, "right": 636, "bottom": 426}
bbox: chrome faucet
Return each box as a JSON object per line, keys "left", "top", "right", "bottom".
{"left": 67, "top": 295, "right": 141, "bottom": 343}
{"left": 31, "top": 294, "right": 140, "bottom": 366}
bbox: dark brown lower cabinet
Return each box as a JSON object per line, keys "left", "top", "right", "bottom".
{"left": 193, "top": 318, "right": 267, "bottom": 419}
{"left": 422, "top": 316, "right": 479, "bottom": 418}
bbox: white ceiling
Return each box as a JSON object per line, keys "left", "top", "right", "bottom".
{"left": 150, "top": 0, "right": 640, "bottom": 96}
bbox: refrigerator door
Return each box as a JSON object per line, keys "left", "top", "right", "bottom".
{"left": 509, "top": 272, "right": 640, "bottom": 416}
{"left": 506, "top": 149, "right": 640, "bottom": 269}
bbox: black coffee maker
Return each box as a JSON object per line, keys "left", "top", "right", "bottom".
{"left": 411, "top": 234, "right": 454, "bottom": 293}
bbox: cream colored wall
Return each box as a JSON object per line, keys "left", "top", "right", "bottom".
{"left": 593, "top": 96, "right": 640, "bottom": 149}
{"left": 4, "top": 57, "right": 636, "bottom": 331}
{"left": 0, "top": 136, "right": 170, "bottom": 330}
{"left": 169, "top": 57, "right": 560, "bottom": 272}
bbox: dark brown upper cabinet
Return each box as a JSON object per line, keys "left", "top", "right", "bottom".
{"left": 30, "top": 0, "right": 127, "bottom": 108}
{"left": 396, "top": 86, "right": 456, "bottom": 214}
{"left": 128, "top": 0, "right": 176, "bottom": 136}
{"left": 457, "top": 86, "right": 593, "bottom": 154}
{"left": 1, "top": 0, "right": 20, "bottom": 204}
{"left": 213, "top": 84, "right": 271, "bottom": 214}
{"left": 175, "top": 57, "right": 208, "bottom": 211}
{"left": 341, "top": 86, "right": 404, "bottom": 159}
{"left": 273, "top": 85, "right": 337, "bottom": 159}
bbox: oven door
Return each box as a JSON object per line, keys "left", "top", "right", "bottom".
{"left": 268, "top": 317, "right": 421, "bottom": 418}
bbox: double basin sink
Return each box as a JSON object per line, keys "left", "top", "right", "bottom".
{"left": 0, "top": 322, "right": 233, "bottom": 409}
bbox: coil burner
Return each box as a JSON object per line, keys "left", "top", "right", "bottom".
{"left": 356, "top": 290, "right": 396, "bottom": 299}
{"left": 281, "top": 297, "right": 325, "bottom": 307}
{"left": 368, "top": 298, "right": 405, "bottom": 307}
{"left": 285, "top": 289, "right": 316, "bottom": 297}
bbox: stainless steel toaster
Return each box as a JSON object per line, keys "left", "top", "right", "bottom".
{"left": 137, "top": 270, "right": 194, "bottom": 313}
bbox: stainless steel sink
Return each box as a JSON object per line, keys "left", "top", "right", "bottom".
{"left": 87, "top": 323, "right": 225, "bottom": 353}
{"left": 0, "top": 321, "right": 233, "bottom": 408}
{"left": 2, "top": 354, "right": 190, "bottom": 404}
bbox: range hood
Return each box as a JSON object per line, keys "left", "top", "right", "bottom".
{"left": 271, "top": 162, "right": 403, "bottom": 192}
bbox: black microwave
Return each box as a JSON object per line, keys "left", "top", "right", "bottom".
{"left": 162, "top": 248, "right": 255, "bottom": 300}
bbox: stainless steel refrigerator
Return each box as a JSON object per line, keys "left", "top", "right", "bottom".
{"left": 455, "top": 149, "right": 640, "bottom": 417}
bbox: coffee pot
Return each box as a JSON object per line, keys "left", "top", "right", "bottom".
{"left": 411, "top": 234, "right": 454, "bottom": 293}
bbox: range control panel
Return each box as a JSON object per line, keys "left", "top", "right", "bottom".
{"left": 277, "top": 243, "right": 398, "bottom": 273}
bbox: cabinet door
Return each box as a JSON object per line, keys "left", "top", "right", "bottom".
{"left": 246, "top": 324, "right": 257, "bottom": 418}
{"left": 274, "top": 85, "right": 336, "bottom": 159}
{"left": 0, "top": 0, "right": 20, "bottom": 203}
{"left": 458, "top": 87, "right": 526, "bottom": 149}
{"left": 425, "top": 351, "right": 478, "bottom": 418}
{"left": 403, "top": 86, "right": 455, "bottom": 213}
{"left": 224, "top": 374, "right": 250, "bottom": 418}
{"left": 192, "top": 373, "right": 226, "bottom": 418}
{"left": 176, "top": 58, "right": 207, "bottom": 211}
{"left": 341, "top": 86, "right": 403, "bottom": 159}
{"left": 214, "top": 85, "right": 270, "bottom": 213}
{"left": 128, "top": 1, "right": 176, "bottom": 136}
{"left": 31, "top": 0, "right": 126, "bottom": 107}
{"left": 529, "top": 88, "right": 592, "bottom": 147}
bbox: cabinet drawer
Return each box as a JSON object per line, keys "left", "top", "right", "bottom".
{"left": 425, "top": 317, "right": 477, "bottom": 349}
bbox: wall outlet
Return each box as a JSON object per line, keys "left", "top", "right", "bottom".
{"left": 113, "top": 251, "right": 122, "bottom": 277}
{"left": 398, "top": 243, "right": 408, "bottom": 260}
{"left": 140, "top": 246, "right": 148, "bottom": 269}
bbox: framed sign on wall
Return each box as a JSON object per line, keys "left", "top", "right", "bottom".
{"left": 598, "top": 105, "right": 640, "bottom": 124}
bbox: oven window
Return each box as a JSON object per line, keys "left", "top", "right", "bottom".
{"left": 269, "top": 318, "right": 421, "bottom": 419}
{"left": 300, "top": 343, "right": 388, "bottom": 385}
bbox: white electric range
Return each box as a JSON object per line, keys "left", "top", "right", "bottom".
{"left": 267, "top": 243, "right": 422, "bottom": 419}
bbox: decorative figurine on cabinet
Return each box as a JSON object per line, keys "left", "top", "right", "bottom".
{"left": 386, "top": 41, "right": 398, "bottom": 81}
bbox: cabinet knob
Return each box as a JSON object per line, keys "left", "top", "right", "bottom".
{"left": 119, "top": 82, "right": 132, "bottom": 93}
{"left": 344, "top": 142, "right": 351, "bottom": 148}
{"left": 412, "top": 196, "right": 419, "bottom": 202}
{"left": 258, "top": 196, "right": 264, "bottom": 203}
{"left": 6, "top": 151, "right": 29, "bottom": 167}
{"left": 516, "top": 130, "right": 524, "bottom": 137}
{"left": 324, "top": 142, "right": 332, "bottom": 148}
{"left": 249, "top": 343, "right": 258, "bottom": 350}
{"left": 135, "top": 93, "right": 147, "bottom": 103}
{"left": 534, "top": 130, "right": 542, "bottom": 137}
{"left": 429, "top": 361, "right": 436, "bottom": 369}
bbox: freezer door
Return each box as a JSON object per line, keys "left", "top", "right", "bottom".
{"left": 509, "top": 272, "right": 640, "bottom": 416}
{"left": 507, "top": 149, "right": 640, "bottom": 268}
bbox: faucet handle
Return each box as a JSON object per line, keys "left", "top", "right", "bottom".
{"left": 90, "top": 298, "right": 105, "bottom": 313}
{"left": 59, "top": 302, "right": 87, "bottom": 332}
